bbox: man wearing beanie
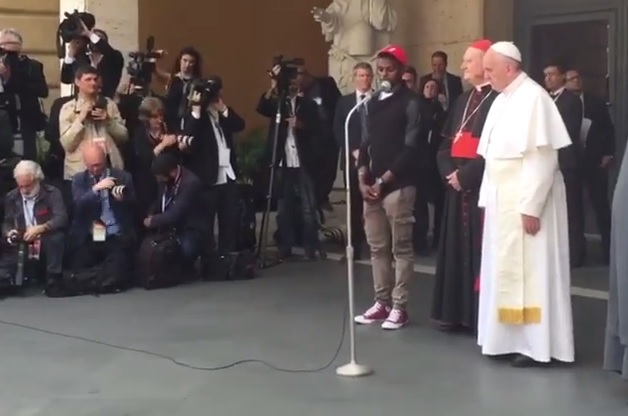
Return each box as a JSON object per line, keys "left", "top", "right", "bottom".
{"left": 354, "top": 45, "right": 421, "bottom": 330}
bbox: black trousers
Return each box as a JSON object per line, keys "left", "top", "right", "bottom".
{"left": 414, "top": 172, "right": 444, "bottom": 249}
{"left": 563, "top": 169, "right": 586, "bottom": 266}
{"left": 342, "top": 166, "right": 365, "bottom": 247}
{"left": 204, "top": 181, "right": 238, "bottom": 255}
{"left": 584, "top": 162, "right": 611, "bottom": 258}
{"left": 70, "top": 234, "right": 133, "bottom": 281}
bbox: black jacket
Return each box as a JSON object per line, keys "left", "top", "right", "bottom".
{"left": 2, "top": 184, "right": 67, "bottom": 235}
{"left": 149, "top": 167, "right": 204, "bottom": 232}
{"left": 334, "top": 92, "right": 368, "bottom": 170}
{"left": 553, "top": 89, "right": 583, "bottom": 171}
{"left": 357, "top": 85, "right": 422, "bottom": 192}
{"left": 60, "top": 37, "right": 124, "bottom": 98}
{"left": 181, "top": 107, "right": 245, "bottom": 186}
{"left": 582, "top": 92, "right": 615, "bottom": 164}
{"left": 256, "top": 93, "right": 321, "bottom": 178}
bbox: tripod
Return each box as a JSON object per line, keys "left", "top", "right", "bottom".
{"left": 256, "top": 89, "right": 286, "bottom": 269}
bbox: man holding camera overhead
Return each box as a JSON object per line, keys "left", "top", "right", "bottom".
{"left": 60, "top": 13, "right": 124, "bottom": 98}
{"left": 181, "top": 78, "right": 245, "bottom": 269}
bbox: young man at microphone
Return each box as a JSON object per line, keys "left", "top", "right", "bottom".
{"left": 333, "top": 62, "right": 374, "bottom": 260}
{"left": 354, "top": 45, "right": 421, "bottom": 330}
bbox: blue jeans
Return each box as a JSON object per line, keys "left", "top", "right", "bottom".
{"left": 277, "top": 168, "right": 320, "bottom": 254}
{"left": 177, "top": 229, "right": 204, "bottom": 263}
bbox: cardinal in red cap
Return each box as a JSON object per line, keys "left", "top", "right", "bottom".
{"left": 430, "top": 38, "right": 497, "bottom": 335}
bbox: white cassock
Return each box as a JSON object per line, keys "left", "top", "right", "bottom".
{"left": 476, "top": 72, "right": 575, "bottom": 363}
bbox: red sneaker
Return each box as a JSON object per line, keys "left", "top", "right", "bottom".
{"left": 354, "top": 302, "right": 391, "bottom": 325}
{"left": 381, "top": 308, "right": 409, "bottom": 330}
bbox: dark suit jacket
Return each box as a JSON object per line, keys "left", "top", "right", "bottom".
{"left": 149, "top": 167, "right": 204, "bottom": 232}
{"left": 2, "top": 184, "right": 67, "bottom": 235}
{"left": 182, "top": 107, "right": 246, "bottom": 186}
{"left": 419, "top": 72, "right": 463, "bottom": 104}
{"left": 256, "top": 93, "right": 322, "bottom": 178}
{"left": 305, "top": 76, "right": 341, "bottom": 141}
{"left": 70, "top": 168, "right": 135, "bottom": 239}
{"left": 553, "top": 89, "right": 583, "bottom": 171}
{"left": 333, "top": 92, "right": 368, "bottom": 170}
{"left": 60, "top": 38, "right": 124, "bottom": 98}
{"left": 582, "top": 92, "right": 615, "bottom": 164}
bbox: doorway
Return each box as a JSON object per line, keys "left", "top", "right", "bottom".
{"left": 529, "top": 18, "right": 612, "bottom": 239}
{"left": 529, "top": 20, "right": 610, "bottom": 101}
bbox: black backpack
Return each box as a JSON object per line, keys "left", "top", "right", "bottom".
{"left": 136, "top": 234, "right": 184, "bottom": 289}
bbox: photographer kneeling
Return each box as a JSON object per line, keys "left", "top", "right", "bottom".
{"left": 182, "top": 79, "right": 245, "bottom": 271}
{"left": 68, "top": 144, "right": 135, "bottom": 294}
{"left": 1, "top": 161, "right": 67, "bottom": 295}
{"left": 144, "top": 153, "right": 204, "bottom": 270}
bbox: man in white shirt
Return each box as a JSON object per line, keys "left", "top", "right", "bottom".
{"left": 182, "top": 79, "right": 246, "bottom": 273}
{"left": 476, "top": 41, "right": 575, "bottom": 367}
{"left": 256, "top": 67, "right": 323, "bottom": 260}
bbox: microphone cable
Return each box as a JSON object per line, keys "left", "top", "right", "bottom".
{"left": 0, "top": 301, "right": 348, "bottom": 373}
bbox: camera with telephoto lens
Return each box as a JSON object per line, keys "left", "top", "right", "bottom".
{"left": 177, "top": 135, "right": 193, "bottom": 147}
{"left": 187, "top": 76, "right": 223, "bottom": 107}
{"left": 126, "top": 36, "right": 163, "bottom": 95}
{"left": 111, "top": 185, "right": 127, "bottom": 198}
{"left": 268, "top": 55, "right": 304, "bottom": 94}
{"left": 7, "top": 230, "right": 23, "bottom": 245}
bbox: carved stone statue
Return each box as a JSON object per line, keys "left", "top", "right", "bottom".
{"left": 312, "top": 0, "right": 397, "bottom": 93}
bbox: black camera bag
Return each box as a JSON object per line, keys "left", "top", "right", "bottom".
{"left": 136, "top": 233, "right": 183, "bottom": 289}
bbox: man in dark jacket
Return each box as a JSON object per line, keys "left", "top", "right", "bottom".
{"left": 70, "top": 144, "right": 135, "bottom": 286}
{"left": 355, "top": 45, "right": 421, "bottom": 331}
{"left": 256, "top": 66, "right": 323, "bottom": 259}
{"left": 2, "top": 160, "right": 67, "bottom": 294}
{"left": 182, "top": 82, "right": 245, "bottom": 257}
{"left": 61, "top": 21, "right": 124, "bottom": 98}
{"left": 145, "top": 153, "right": 204, "bottom": 264}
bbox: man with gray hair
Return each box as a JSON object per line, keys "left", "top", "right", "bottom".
{"left": 476, "top": 41, "right": 574, "bottom": 367}
{"left": 0, "top": 28, "right": 48, "bottom": 159}
{"left": 1, "top": 160, "right": 67, "bottom": 295}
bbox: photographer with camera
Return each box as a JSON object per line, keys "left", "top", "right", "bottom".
{"left": 0, "top": 28, "right": 49, "bottom": 160}
{"left": 181, "top": 77, "right": 245, "bottom": 270}
{"left": 1, "top": 161, "right": 67, "bottom": 295}
{"left": 58, "top": 66, "right": 128, "bottom": 217}
{"left": 256, "top": 62, "right": 323, "bottom": 260}
{"left": 132, "top": 97, "right": 184, "bottom": 226}
{"left": 163, "top": 47, "right": 203, "bottom": 131}
{"left": 67, "top": 144, "right": 135, "bottom": 294}
{"left": 59, "top": 12, "right": 124, "bottom": 98}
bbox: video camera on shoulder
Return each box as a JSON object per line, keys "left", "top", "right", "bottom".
{"left": 268, "top": 55, "right": 304, "bottom": 94}
{"left": 126, "top": 35, "right": 164, "bottom": 96}
{"left": 187, "top": 76, "right": 223, "bottom": 107}
{"left": 56, "top": 10, "right": 95, "bottom": 57}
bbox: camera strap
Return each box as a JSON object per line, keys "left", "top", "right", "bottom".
{"left": 161, "top": 168, "right": 182, "bottom": 212}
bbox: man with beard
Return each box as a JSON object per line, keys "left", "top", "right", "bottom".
{"left": 431, "top": 39, "right": 497, "bottom": 333}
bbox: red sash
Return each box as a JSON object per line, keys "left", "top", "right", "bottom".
{"left": 451, "top": 131, "right": 479, "bottom": 159}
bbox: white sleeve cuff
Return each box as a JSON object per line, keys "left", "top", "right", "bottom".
{"left": 191, "top": 110, "right": 201, "bottom": 119}
{"left": 221, "top": 108, "right": 229, "bottom": 117}
{"left": 89, "top": 33, "right": 101, "bottom": 44}
{"left": 63, "top": 56, "right": 75, "bottom": 64}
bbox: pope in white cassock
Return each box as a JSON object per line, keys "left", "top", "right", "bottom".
{"left": 476, "top": 41, "right": 575, "bottom": 367}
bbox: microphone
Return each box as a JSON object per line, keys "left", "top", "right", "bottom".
{"left": 356, "top": 80, "right": 392, "bottom": 107}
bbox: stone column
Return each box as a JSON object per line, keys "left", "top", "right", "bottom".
{"left": 59, "top": 0, "right": 139, "bottom": 96}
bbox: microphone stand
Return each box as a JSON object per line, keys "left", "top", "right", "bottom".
{"left": 336, "top": 94, "right": 373, "bottom": 378}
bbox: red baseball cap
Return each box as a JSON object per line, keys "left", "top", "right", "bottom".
{"left": 377, "top": 44, "right": 408, "bottom": 66}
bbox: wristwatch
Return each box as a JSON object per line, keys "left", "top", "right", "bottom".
{"left": 375, "top": 177, "right": 384, "bottom": 186}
